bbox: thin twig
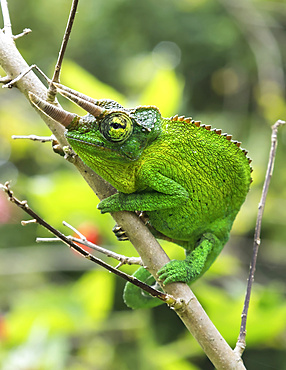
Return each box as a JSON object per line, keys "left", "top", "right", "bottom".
{"left": 13, "top": 28, "right": 32, "bottom": 40}
{"left": 234, "top": 119, "right": 285, "bottom": 355}
{"left": 37, "top": 235, "right": 143, "bottom": 266}
{"left": 63, "top": 220, "right": 87, "bottom": 239}
{"left": 0, "top": 0, "right": 12, "bottom": 37}
{"left": 2, "top": 64, "right": 51, "bottom": 88}
{"left": 63, "top": 220, "right": 142, "bottom": 265}
{"left": 12, "top": 134, "right": 55, "bottom": 142}
{"left": 47, "top": 0, "right": 79, "bottom": 101}
{"left": 0, "top": 181, "right": 178, "bottom": 307}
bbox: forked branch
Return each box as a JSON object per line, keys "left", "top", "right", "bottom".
{"left": 38, "top": 220, "right": 143, "bottom": 267}
{"left": 0, "top": 182, "right": 176, "bottom": 306}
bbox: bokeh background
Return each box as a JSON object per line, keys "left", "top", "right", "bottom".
{"left": 0, "top": 0, "right": 286, "bottom": 369}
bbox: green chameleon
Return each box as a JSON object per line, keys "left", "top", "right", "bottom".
{"left": 29, "top": 84, "right": 252, "bottom": 309}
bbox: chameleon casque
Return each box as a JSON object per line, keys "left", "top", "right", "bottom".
{"left": 29, "top": 84, "right": 252, "bottom": 309}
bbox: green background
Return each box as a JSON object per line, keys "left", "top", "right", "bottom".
{"left": 0, "top": 0, "right": 286, "bottom": 369}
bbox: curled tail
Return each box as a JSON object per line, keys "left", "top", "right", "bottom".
{"left": 123, "top": 267, "right": 164, "bottom": 309}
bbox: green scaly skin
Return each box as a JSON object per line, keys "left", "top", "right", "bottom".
{"left": 64, "top": 100, "right": 252, "bottom": 309}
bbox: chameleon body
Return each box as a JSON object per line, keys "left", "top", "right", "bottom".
{"left": 29, "top": 87, "right": 252, "bottom": 309}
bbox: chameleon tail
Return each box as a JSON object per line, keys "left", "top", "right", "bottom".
{"left": 123, "top": 267, "right": 164, "bottom": 309}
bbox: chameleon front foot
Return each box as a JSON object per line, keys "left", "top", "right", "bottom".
{"left": 112, "top": 212, "right": 149, "bottom": 242}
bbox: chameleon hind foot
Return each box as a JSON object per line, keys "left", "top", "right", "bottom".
{"left": 158, "top": 233, "right": 221, "bottom": 285}
{"left": 157, "top": 259, "right": 194, "bottom": 285}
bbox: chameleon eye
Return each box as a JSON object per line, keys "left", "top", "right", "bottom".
{"left": 100, "top": 112, "right": 133, "bottom": 143}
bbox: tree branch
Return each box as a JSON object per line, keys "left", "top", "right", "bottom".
{"left": 0, "top": 182, "right": 176, "bottom": 305}
{"left": 0, "top": 19, "right": 247, "bottom": 370}
{"left": 0, "top": 0, "right": 12, "bottom": 37}
{"left": 235, "top": 119, "right": 285, "bottom": 355}
{"left": 37, "top": 220, "right": 143, "bottom": 267}
{"left": 47, "top": 0, "right": 79, "bottom": 101}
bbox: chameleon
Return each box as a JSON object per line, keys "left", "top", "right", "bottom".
{"left": 28, "top": 84, "right": 252, "bottom": 309}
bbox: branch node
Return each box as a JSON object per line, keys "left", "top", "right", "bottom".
{"left": 64, "top": 146, "right": 77, "bottom": 163}
{"left": 170, "top": 296, "right": 194, "bottom": 313}
{"left": 272, "top": 119, "right": 285, "bottom": 130}
{"left": 234, "top": 340, "right": 246, "bottom": 357}
{"left": 115, "top": 261, "right": 124, "bottom": 269}
{"left": 168, "top": 296, "right": 186, "bottom": 311}
{"left": 63, "top": 220, "right": 86, "bottom": 240}
{"left": 2, "top": 64, "right": 51, "bottom": 89}
{"left": 1, "top": 181, "right": 12, "bottom": 196}
{"left": 0, "top": 75, "right": 11, "bottom": 84}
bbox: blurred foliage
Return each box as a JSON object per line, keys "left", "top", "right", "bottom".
{"left": 0, "top": 0, "right": 286, "bottom": 369}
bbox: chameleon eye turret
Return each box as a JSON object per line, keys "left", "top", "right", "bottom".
{"left": 29, "top": 92, "right": 77, "bottom": 128}
{"left": 99, "top": 112, "right": 133, "bottom": 143}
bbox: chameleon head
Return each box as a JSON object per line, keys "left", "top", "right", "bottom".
{"left": 28, "top": 86, "right": 162, "bottom": 191}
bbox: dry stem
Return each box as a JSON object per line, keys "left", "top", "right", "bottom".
{"left": 235, "top": 119, "right": 285, "bottom": 355}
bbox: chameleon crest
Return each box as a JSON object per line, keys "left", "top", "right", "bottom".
{"left": 29, "top": 84, "right": 252, "bottom": 309}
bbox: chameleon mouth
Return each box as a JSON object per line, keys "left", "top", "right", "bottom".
{"left": 67, "top": 136, "right": 131, "bottom": 160}
{"left": 66, "top": 136, "right": 105, "bottom": 148}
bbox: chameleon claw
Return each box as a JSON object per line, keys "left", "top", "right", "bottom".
{"left": 112, "top": 224, "right": 129, "bottom": 241}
